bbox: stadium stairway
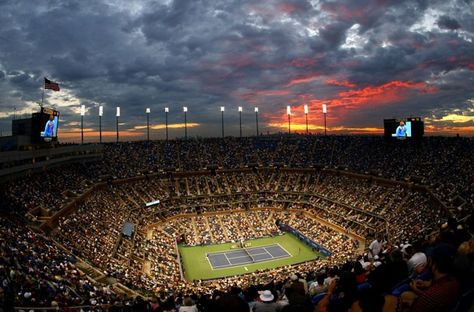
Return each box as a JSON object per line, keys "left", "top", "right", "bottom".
{"left": 76, "top": 262, "right": 105, "bottom": 281}
{"left": 51, "top": 236, "right": 140, "bottom": 297}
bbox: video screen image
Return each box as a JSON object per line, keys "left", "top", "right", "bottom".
{"left": 391, "top": 120, "right": 412, "bottom": 139}
{"left": 40, "top": 108, "right": 60, "bottom": 141}
{"left": 384, "top": 117, "right": 422, "bottom": 141}
{"left": 41, "top": 115, "right": 58, "bottom": 138}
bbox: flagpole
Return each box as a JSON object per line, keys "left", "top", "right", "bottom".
{"left": 41, "top": 86, "right": 45, "bottom": 108}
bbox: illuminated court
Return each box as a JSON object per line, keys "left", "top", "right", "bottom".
{"left": 206, "top": 243, "right": 291, "bottom": 269}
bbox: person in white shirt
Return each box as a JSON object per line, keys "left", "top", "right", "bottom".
{"left": 179, "top": 297, "right": 198, "bottom": 312}
{"left": 368, "top": 238, "right": 382, "bottom": 259}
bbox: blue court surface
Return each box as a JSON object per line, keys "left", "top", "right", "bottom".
{"left": 207, "top": 243, "right": 291, "bottom": 269}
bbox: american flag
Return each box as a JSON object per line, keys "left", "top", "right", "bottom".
{"left": 44, "top": 77, "right": 60, "bottom": 91}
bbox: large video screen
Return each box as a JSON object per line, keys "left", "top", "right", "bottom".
{"left": 392, "top": 120, "right": 412, "bottom": 139}
{"left": 384, "top": 117, "right": 423, "bottom": 140}
{"left": 39, "top": 107, "right": 60, "bottom": 141}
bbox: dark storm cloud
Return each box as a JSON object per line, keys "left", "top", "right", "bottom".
{"left": 437, "top": 15, "right": 461, "bottom": 30}
{"left": 0, "top": 0, "right": 473, "bottom": 138}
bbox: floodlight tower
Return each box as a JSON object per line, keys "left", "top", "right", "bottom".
{"left": 255, "top": 107, "right": 259, "bottom": 136}
{"left": 304, "top": 104, "right": 309, "bottom": 134}
{"left": 220, "top": 106, "right": 225, "bottom": 138}
{"left": 238, "top": 106, "right": 243, "bottom": 138}
{"left": 322, "top": 104, "right": 327, "bottom": 136}
{"left": 287, "top": 105, "right": 291, "bottom": 135}
{"left": 183, "top": 106, "right": 188, "bottom": 140}
{"left": 165, "top": 107, "right": 169, "bottom": 140}
{"left": 80, "top": 105, "right": 85, "bottom": 144}
{"left": 146, "top": 108, "right": 151, "bottom": 141}
{"left": 99, "top": 106, "right": 103, "bottom": 143}
{"left": 116, "top": 106, "right": 120, "bottom": 143}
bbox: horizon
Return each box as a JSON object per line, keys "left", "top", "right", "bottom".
{"left": 3, "top": 106, "right": 474, "bottom": 143}
{"left": 0, "top": 0, "right": 473, "bottom": 137}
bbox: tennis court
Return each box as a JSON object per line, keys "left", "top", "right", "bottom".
{"left": 207, "top": 243, "right": 291, "bottom": 269}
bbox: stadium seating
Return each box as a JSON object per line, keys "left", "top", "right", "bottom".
{"left": 0, "top": 136, "right": 472, "bottom": 311}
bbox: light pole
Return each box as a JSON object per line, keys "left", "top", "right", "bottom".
{"left": 322, "top": 104, "right": 327, "bottom": 136}
{"left": 238, "top": 106, "right": 243, "bottom": 138}
{"left": 116, "top": 106, "right": 120, "bottom": 143}
{"left": 255, "top": 107, "right": 259, "bottom": 136}
{"left": 220, "top": 106, "right": 225, "bottom": 138}
{"left": 80, "top": 104, "right": 85, "bottom": 144}
{"left": 304, "top": 104, "right": 309, "bottom": 134}
{"left": 165, "top": 107, "right": 169, "bottom": 140}
{"left": 183, "top": 106, "right": 188, "bottom": 140}
{"left": 287, "top": 105, "right": 291, "bottom": 135}
{"left": 146, "top": 108, "right": 150, "bottom": 141}
{"left": 99, "top": 105, "right": 103, "bottom": 143}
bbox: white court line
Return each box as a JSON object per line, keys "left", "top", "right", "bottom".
{"left": 261, "top": 246, "right": 274, "bottom": 259}
{"left": 225, "top": 251, "right": 252, "bottom": 259}
{"left": 211, "top": 249, "right": 268, "bottom": 260}
{"left": 223, "top": 252, "right": 232, "bottom": 266}
{"left": 212, "top": 258, "right": 253, "bottom": 269}
{"left": 226, "top": 254, "right": 251, "bottom": 260}
{"left": 275, "top": 243, "right": 292, "bottom": 257}
{"left": 207, "top": 252, "right": 232, "bottom": 271}
{"left": 205, "top": 253, "right": 215, "bottom": 271}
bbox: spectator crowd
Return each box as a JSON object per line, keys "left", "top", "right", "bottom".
{"left": 0, "top": 135, "right": 472, "bottom": 311}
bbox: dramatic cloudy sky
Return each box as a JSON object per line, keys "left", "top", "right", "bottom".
{"left": 0, "top": 0, "right": 473, "bottom": 141}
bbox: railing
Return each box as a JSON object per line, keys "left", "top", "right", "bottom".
{"left": 278, "top": 222, "right": 333, "bottom": 257}
{"left": 175, "top": 237, "right": 185, "bottom": 281}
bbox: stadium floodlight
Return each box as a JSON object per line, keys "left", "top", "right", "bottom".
{"left": 116, "top": 106, "right": 120, "bottom": 143}
{"left": 287, "top": 105, "right": 291, "bottom": 135}
{"left": 165, "top": 107, "right": 169, "bottom": 140}
{"left": 146, "top": 108, "right": 151, "bottom": 141}
{"left": 304, "top": 104, "right": 309, "bottom": 134}
{"left": 99, "top": 106, "right": 103, "bottom": 144}
{"left": 255, "top": 107, "right": 259, "bottom": 136}
{"left": 238, "top": 106, "right": 243, "bottom": 138}
{"left": 322, "top": 104, "right": 327, "bottom": 136}
{"left": 80, "top": 105, "right": 85, "bottom": 144}
{"left": 183, "top": 106, "right": 188, "bottom": 139}
{"left": 220, "top": 106, "right": 225, "bottom": 138}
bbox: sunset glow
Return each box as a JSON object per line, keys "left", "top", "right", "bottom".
{"left": 0, "top": 0, "right": 472, "bottom": 138}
